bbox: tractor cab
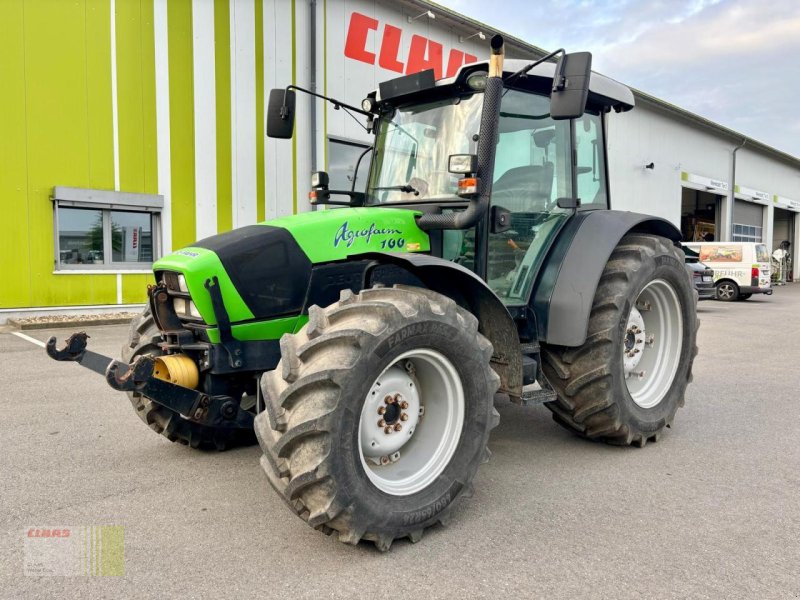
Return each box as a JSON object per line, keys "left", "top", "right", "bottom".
{"left": 267, "top": 39, "right": 634, "bottom": 308}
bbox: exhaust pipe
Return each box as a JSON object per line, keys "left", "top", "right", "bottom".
{"left": 417, "top": 34, "right": 505, "bottom": 231}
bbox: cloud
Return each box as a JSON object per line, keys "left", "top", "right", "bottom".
{"left": 434, "top": 0, "right": 800, "bottom": 157}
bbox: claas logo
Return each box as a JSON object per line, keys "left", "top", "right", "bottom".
{"left": 344, "top": 11, "right": 478, "bottom": 80}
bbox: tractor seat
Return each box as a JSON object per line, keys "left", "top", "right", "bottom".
{"left": 492, "top": 163, "right": 554, "bottom": 213}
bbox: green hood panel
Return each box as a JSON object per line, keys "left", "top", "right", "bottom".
{"left": 269, "top": 207, "right": 429, "bottom": 262}
{"left": 154, "top": 247, "right": 254, "bottom": 325}
{"left": 153, "top": 207, "right": 429, "bottom": 340}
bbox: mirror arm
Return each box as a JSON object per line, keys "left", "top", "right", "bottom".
{"left": 505, "top": 48, "right": 565, "bottom": 87}
{"left": 282, "top": 84, "right": 372, "bottom": 118}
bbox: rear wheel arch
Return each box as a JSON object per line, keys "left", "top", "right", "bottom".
{"left": 533, "top": 210, "right": 683, "bottom": 347}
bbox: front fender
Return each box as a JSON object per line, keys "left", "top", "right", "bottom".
{"left": 362, "top": 252, "right": 523, "bottom": 398}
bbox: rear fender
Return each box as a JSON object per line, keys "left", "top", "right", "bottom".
{"left": 532, "top": 210, "right": 682, "bottom": 347}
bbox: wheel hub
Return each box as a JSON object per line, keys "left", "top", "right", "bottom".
{"left": 623, "top": 306, "right": 646, "bottom": 376}
{"left": 360, "top": 366, "right": 421, "bottom": 461}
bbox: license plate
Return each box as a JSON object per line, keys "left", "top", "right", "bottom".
{"left": 702, "top": 276, "right": 712, "bottom": 282}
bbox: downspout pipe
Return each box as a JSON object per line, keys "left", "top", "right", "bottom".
{"left": 417, "top": 34, "right": 505, "bottom": 231}
{"left": 726, "top": 138, "right": 746, "bottom": 240}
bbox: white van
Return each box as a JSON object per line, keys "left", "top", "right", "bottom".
{"left": 682, "top": 242, "right": 772, "bottom": 301}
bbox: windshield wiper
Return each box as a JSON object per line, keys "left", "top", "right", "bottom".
{"left": 372, "top": 184, "right": 420, "bottom": 195}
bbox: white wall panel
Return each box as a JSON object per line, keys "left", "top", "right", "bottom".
{"left": 192, "top": 0, "right": 218, "bottom": 239}
{"left": 231, "top": 0, "right": 257, "bottom": 227}
{"left": 264, "top": 0, "right": 295, "bottom": 218}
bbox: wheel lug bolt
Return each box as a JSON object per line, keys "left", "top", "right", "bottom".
{"left": 377, "top": 406, "right": 386, "bottom": 415}
{"left": 393, "top": 393, "right": 402, "bottom": 402}
{"left": 378, "top": 419, "right": 386, "bottom": 427}
{"left": 394, "top": 423, "right": 402, "bottom": 432}
{"left": 384, "top": 395, "right": 393, "bottom": 404}
{"left": 400, "top": 401, "right": 408, "bottom": 409}
{"left": 400, "top": 413, "right": 408, "bottom": 421}
{"left": 384, "top": 426, "right": 392, "bottom": 434}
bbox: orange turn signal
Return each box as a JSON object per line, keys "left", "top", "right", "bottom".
{"left": 457, "top": 177, "right": 479, "bottom": 197}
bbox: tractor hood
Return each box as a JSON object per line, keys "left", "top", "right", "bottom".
{"left": 153, "top": 207, "right": 429, "bottom": 333}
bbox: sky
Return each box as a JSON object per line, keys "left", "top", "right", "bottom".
{"left": 436, "top": 0, "right": 800, "bottom": 158}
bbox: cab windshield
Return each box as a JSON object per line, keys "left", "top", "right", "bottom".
{"left": 366, "top": 94, "right": 483, "bottom": 204}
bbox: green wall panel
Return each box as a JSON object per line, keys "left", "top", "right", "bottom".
{"left": 0, "top": 0, "right": 32, "bottom": 308}
{"left": 23, "top": 0, "right": 117, "bottom": 307}
{"left": 122, "top": 273, "right": 153, "bottom": 304}
{"left": 116, "top": 0, "right": 158, "bottom": 194}
{"left": 167, "top": 0, "right": 196, "bottom": 250}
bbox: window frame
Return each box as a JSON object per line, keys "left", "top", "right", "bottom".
{"left": 326, "top": 135, "right": 372, "bottom": 194}
{"left": 574, "top": 110, "right": 610, "bottom": 211}
{"left": 52, "top": 187, "right": 163, "bottom": 272}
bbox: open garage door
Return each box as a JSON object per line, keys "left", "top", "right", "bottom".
{"left": 732, "top": 199, "right": 764, "bottom": 242}
{"left": 681, "top": 187, "right": 722, "bottom": 241}
{"left": 773, "top": 207, "right": 794, "bottom": 282}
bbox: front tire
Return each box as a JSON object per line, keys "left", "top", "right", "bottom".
{"left": 255, "top": 285, "right": 500, "bottom": 550}
{"left": 121, "top": 307, "right": 256, "bottom": 450}
{"left": 541, "top": 234, "right": 698, "bottom": 447}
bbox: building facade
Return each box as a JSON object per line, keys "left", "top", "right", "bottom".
{"left": 2, "top": 0, "right": 799, "bottom": 318}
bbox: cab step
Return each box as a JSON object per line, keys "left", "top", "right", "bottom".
{"left": 519, "top": 383, "right": 557, "bottom": 406}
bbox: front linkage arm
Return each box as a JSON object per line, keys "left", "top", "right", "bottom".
{"left": 45, "top": 332, "right": 253, "bottom": 430}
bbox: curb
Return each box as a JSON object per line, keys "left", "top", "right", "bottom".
{"left": 7, "top": 317, "right": 134, "bottom": 330}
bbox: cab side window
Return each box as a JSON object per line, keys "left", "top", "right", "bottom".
{"left": 574, "top": 112, "right": 607, "bottom": 208}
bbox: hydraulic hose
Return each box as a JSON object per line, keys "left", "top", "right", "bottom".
{"left": 417, "top": 34, "right": 505, "bottom": 231}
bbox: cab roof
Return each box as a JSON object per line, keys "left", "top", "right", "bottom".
{"left": 375, "top": 58, "right": 635, "bottom": 114}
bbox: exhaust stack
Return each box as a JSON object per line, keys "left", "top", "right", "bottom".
{"left": 417, "top": 35, "right": 505, "bottom": 233}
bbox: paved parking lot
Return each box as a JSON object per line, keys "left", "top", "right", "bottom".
{"left": 1, "top": 286, "right": 799, "bottom": 599}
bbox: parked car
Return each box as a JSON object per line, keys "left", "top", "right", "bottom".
{"left": 682, "top": 241, "right": 772, "bottom": 301}
{"left": 681, "top": 245, "right": 715, "bottom": 300}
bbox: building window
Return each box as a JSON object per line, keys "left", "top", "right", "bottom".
{"left": 53, "top": 187, "right": 163, "bottom": 271}
{"left": 327, "top": 137, "right": 371, "bottom": 192}
{"left": 731, "top": 223, "right": 762, "bottom": 243}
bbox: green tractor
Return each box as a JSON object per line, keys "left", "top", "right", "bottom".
{"left": 47, "top": 36, "right": 697, "bottom": 551}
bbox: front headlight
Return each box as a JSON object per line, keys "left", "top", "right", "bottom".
{"left": 173, "top": 298, "right": 202, "bottom": 320}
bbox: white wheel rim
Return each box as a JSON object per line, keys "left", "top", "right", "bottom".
{"left": 623, "top": 279, "right": 684, "bottom": 409}
{"left": 358, "top": 349, "right": 464, "bottom": 496}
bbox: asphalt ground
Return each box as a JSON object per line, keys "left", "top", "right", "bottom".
{"left": 1, "top": 286, "right": 799, "bottom": 599}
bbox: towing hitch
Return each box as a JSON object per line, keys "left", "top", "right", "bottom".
{"left": 45, "top": 332, "right": 253, "bottom": 430}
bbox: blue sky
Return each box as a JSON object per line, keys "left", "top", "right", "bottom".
{"left": 436, "top": 0, "right": 800, "bottom": 158}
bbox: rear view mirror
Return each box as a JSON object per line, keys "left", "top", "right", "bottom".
{"left": 267, "top": 88, "right": 296, "bottom": 138}
{"left": 549, "top": 52, "right": 592, "bottom": 120}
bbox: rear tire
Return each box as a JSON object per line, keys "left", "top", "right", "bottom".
{"left": 255, "top": 285, "right": 500, "bottom": 550}
{"left": 121, "top": 307, "right": 256, "bottom": 450}
{"left": 715, "top": 280, "right": 739, "bottom": 301}
{"left": 541, "top": 234, "right": 698, "bottom": 447}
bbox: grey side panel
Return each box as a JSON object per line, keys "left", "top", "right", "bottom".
{"left": 538, "top": 211, "right": 681, "bottom": 347}
{"left": 361, "top": 252, "right": 523, "bottom": 398}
